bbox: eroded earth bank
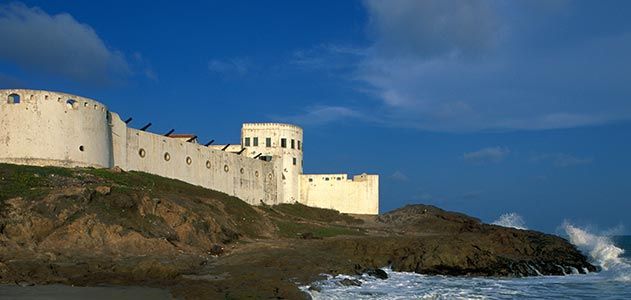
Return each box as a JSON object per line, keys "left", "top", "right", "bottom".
{"left": 0, "top": 164, "right": 596, "bottom": 299}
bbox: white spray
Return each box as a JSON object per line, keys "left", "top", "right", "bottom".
{"left": 563, "top": 222, "right": 630, "bottom": 281}
{"left": 492, "top": 212, "right": 527, "bottom": 230}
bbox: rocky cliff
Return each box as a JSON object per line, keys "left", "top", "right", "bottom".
{"left": 0, "top": 163, "right": 596, "bottom": 299}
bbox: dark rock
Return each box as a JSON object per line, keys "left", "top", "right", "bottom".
{"left": 209, "top": 244, "right": 225, "bottom": 256}
{"left": 365, "top": 268, "right": 388, "bottom": 280}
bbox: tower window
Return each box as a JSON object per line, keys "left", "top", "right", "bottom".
{"left": 293, "top": 157, "right": 296, "bottom": 165}
{"left": 297, "top": 140, "right": 301, "bottom": 150}
{"left": 291, "top": 139, "right": 295, "bottom": 149}
{"left": 265, "top": 137, "right": 271, "bottom": 147}
{"left": 244, "top": 137, "right": 250, "bottom": 147}
{"left": 281, "top": 138, "right": 287, "bottom": 148}
{"left": 253, "top": 137, "right": 258, "bottom": 147}
{"left": 7, "top": 94, "right": 20, "bottom": 104}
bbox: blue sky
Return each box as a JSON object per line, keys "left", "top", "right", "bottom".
{"left": 1, "top": 0, "right": 630, "bottom": 234}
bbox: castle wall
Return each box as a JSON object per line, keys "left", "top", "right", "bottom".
{"left": 108, "top": 114, "right": 277, "bottom": 205}
{"left": 0, "top": 89, "right": 111, "bottom": 168}
{"left": 299, "top": 174, "right": 379, "bottom": 215}
{"left": 0, "top": 89, "right": 378, "bottom": 214}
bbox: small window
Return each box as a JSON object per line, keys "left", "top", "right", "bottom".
{"left": 164, "top": 152, "right": 171, "bottom": 161}
{"left": 7, "top": 94, "right": 20, "bottom": 104}
{"left": 308, "top": 178, "right": 313, "bottom": 182}
{"left": 139, "top": 148, "right": 146, "bottom": 157}
{"left": 281, "top": 138, "right": 287, "bottom": 148}
{"left": 293, "top": 157, "right": 296, "bottom": 165}
{"left": 265, "top": 137, "right": 271, "bottom": 147}
{"left": 291, "top": 139, "right": 295, "bottom": 149}
{"left": 79, "top": 145, "right": 85, "bottom": 152}
{"left": 240, "top": 168, "right": 244, "bottom": 174}
{"left": 244, "top": 137, "right": 250, "bottom": 147}
{"left": 297, "top": 140, "right": 301, "bottom": 150}
{"left": 66, "top": 99, "right": 77, "bottom": 109}
{"left": 206, "top": 160, "right": 211, "bottom": 169}
{"left": 224, "top": 165, "right": 229, "bottom": 172}
{"left": 186, "top": 156, "right": 192, "bottom": 165}
{"left": 337, "top": 177, "right": 341, "bottom": 181}
{"left": 325, "top": 177, "right": 330, "bottom": 181}
{"left": 253, "top": 137, "right": 258, "bottom": 147}
{"left": 255, "top": 170, "right": 259, "bottom": 177}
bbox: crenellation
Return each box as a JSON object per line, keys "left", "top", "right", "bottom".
{"left": 0, "top": 89, "right": 379, "bottom": 214}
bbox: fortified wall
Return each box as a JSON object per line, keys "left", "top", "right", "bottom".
{"left": 0, "top": 89, "right": 379, "bottom": 214}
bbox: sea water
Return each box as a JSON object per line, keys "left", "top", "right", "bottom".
{"left": 303, "top": 224, "right": 631, "bottom": 299}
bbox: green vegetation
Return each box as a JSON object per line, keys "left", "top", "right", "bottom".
{"left": 273, "top": 219, "right": 364, "bottom": 238}
{"left": 0, "top": 163, "right": 365, "bottom": 241}
{"left": 0, "top": 163, "right": 73, "bottom": 201}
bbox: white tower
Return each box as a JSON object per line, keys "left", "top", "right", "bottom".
{"left": 241, "top": 123, "right": 303, "bottom": 203}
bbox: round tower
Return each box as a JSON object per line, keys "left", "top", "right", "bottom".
{"left": 0, "top": 89, "right": 112, "bottom": 168}
{"left": 241, "top": 123, "right": 303, "bottom": 203}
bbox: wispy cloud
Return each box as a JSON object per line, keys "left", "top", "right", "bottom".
{"left": 0, "top": 2, "right": 129, "bottom": 85}
{"left": 286, "top": 0, "right": 631, "bottom": 132}
{"left": 531, "top": 153, "right": 593, "bottom": 167}
{"left": 132, "top": 52, "right": 158, "bottom": 81}
{"left": 208, "top": 57, "right": 250, "bottom": 76}
{"left": 276, "top": 105, "right": 366, "bottom": 126}
{"left": 390, "top": 170, "right": 409, "bottom": 182}
{"left": 463, "top": 146, "right": 510, "bottom": 164}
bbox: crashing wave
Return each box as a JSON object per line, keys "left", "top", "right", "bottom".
{"left": 564, "top": 222, "right": 630, "bottom": 281}
{"left": 492, "top": 213, "right": 527, "bottom": 230}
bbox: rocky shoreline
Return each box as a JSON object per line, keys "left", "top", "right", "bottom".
{"left": 0, "top": 164, "right": 596, "bottom": 299}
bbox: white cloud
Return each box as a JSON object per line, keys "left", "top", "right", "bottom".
{"left": 463, "top": 147, "right": 510, "bottom": 164}
{"left": 0, "top": 3, "right": 129, "bottom": 84}
{"left": 346, "top": 0, "right": 631, "bottom": 131}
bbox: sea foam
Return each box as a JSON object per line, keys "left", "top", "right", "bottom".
{"left": 563, "top": 223, "right": 630, "bottom": 281}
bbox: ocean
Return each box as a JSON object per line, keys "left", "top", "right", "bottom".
{"left": 303, "top": 224, "right": 631, "bottom": 299}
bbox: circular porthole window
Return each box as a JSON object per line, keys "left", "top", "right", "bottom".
{"left": 206, "top": 160, "right": 211, "bottom": 169}
{"left": 268, "top": 173, "right": 273, "bottom": 180}
{"left": 164, "top": 152, "right": 171, "bottom": 161}
{"left": 79, "top": 145, "right": 85, "bottom": 152}
{"left": 240, "top": 168, "right": 245, "bottom": 174}
{"left": 224, "top": 165, "right": 229, "bottom": 172}
{"left": 139, "top": 148, "right": 146, "bottom": 158}
{"left": 255, "top": 171, "right": 259, "bottom": 177}
{"left": 186, "top": 156, "right": 192, "bottom": 165}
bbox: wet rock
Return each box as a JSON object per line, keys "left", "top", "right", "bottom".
{"left": 339, "top": 278, "right": 361, "bottom": 286}
{"left": 365, "top": 268, "right": 388, "bottom": 280}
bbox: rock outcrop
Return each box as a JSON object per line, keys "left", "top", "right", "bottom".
{"left": 0, "top": 163, "right": 596, "bottom": 299}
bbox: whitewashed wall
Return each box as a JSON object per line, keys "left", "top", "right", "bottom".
{"left": 300, "top": 174, "right": 379, "bottom": 215}
{"left": 0, "top": 89, "right": 111, "bottom": 168}
{"left": 109, "top": 114, "right": 277, "bottom": 205}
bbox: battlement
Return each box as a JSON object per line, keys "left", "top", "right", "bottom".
{"left": 0, "top": 89, "right": 108, "bottom": 112}
{"left": 242, "top": 122, "right": 303, "bottom": 131}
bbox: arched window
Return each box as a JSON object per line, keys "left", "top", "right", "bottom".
{"left": 7, "top": 94, "right": 20, "bottom": 104}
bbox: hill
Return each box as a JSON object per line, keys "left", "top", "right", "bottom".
{"left": 0, "top": 163, "right": 595, "bottom": 299}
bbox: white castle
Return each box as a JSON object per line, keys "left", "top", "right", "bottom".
{"left": 0, "top": 89, "right": 379, "bottom": 215}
